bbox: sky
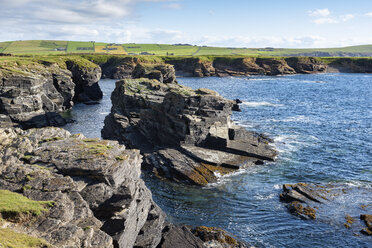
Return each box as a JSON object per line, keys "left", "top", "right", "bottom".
{"left": 1, "top": 0, "right": 372, "bottom": 48}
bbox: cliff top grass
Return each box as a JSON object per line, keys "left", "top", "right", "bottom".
{"left": 0, "top": 55, "right": 99, "bottom": 76}
{"left": 0, "top": 228, "right": 52, "bottom": 248}
{"left": 0, "top": 190, "right": 54, "bottom": 217}
{"left": 122, "top": 78, "right": 219, "bottom": 97}
{"left": 2, "top": 40, "right": 372, "bottom": 57}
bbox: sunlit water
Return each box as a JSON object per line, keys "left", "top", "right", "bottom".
{"left": 64, "top": 74, "right": 372, "bottom": 248}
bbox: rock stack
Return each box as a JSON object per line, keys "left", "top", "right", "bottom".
{"left": 102, "top": 65, "right": 277, "bottom": 185}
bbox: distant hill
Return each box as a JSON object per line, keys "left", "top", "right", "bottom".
{"left": 0, "top": 40, "right": 371, "bottom": 57}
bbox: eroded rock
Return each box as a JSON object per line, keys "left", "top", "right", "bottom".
{"left": 102, "top": 78, "right": 277, "bottom": 185}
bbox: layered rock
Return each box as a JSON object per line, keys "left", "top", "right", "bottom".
{"left": 0, "top": 127, "right": 249, "bottom": 248}
{"left": 0, "top": 58, "right": 102, "bottom": 128}
{"left": 165, "top": 57, "right": 327, "bottom": 77}
{"left": 280, "top": 183, "right": 372, "bottom": 236}
{"left": 102, "top": 78, "right": 277, "bottom": 186}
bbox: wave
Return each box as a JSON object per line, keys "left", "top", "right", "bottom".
{"left": 241, "top": 101, "right": 284, "bottom": 107}
{"left": 300, "top": 80, "right": 327, "bottom": 84}
{"left": 253, "top": 193, "right": 276, "bottom": 200}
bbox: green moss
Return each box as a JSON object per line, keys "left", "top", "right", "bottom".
{"left": 22, "top": 155, "right": 33, "bottom": 161}
{"left": 115, "top": 155, "right": 128, "bottom": 161}
{"left": 0, "top": 190, "right": 54, "bottom": 218}
{"left": 22, "top": 184, "right": 32, "bottom": 192}
{"left": 0, "top": 228, "right": 52, "bottom": 248}
{"left": 81, "top": 140, "right": 113, "bottom": 156}
{"left": 39, "top": 137, "right": 63, "bottom": 143}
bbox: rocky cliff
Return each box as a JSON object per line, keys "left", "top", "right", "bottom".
{"left": 87, "top": 55, "right": 330, "bottom": 79}
{"left": 102, "top": 69, "right": 277, "bottom": 185}
{"left": 90, "top": 55, "right": 372, "bottom": 79}
{"left": 0, "top": 127, "right": 248, "bottom": 248}
{"left": 155, "top": 57, "right": 327, "bottom": 77}
{"left": 0, "top": 57, "right": 102, "bottom": 128}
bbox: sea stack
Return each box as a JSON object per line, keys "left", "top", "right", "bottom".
{"left": 102, "top": 64, "right": 277, "bottom": 185}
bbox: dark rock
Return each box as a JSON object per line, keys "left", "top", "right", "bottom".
{"left": 0, "top": 58, "right": 103, "bottom": 128}
{"left": 0, "top": 127, "right": 165, "bottom": 248}
{"left": 66, "top": 60, "right": 103, "bottom": 103}
{"left": 360, "top": 214, "right": 372, "bottom": 235}
{"left": 102, "top": 78, "right": 277, "bottom": 185}
{"left": 132, "top": 63, "right": 177, "bottom": 84}
{"left": 280, "top": 183, "right": 372, "bottom": 236}
{"left": 192, "top": 226, "right": 249, "bottom": 248}
{"left": 157, "top": 224, "right": 205, "bottom": 248}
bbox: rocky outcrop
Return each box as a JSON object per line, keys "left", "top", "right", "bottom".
{"left": 0, "top": 127, "right": 249, "bottom": 248}
{"left": 0, "top": 58, "right": 102, "bottom": 128}
{"left": 280, "top": 183, "right": 372, "bottom": 236}
{"left": 102, "top": 78, "right": 277, "bottom": 186}
{"left": 165, "top": 57, "right": 327, "bottom": 77}
{"left": 325, "top": 58, "right": 372, "bottom": 73}
{"left": 66, "top": 60, "right": 102, "bottom": 103}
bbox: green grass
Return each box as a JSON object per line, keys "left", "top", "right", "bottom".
{"left": 0, "top": 228, "right": 52, "bottom": 248}
{"left": 3, "top": 40, "right": 67, "bottom": 55}
{"left": 0, "top": 41, "right": 13, "bottom": 53}
{"left": 1, "top": 40, "right": 372, "bottom": 57}
{"left": 66, "top": 41, "right": 94, "bottom": 53}
{"left": 0, "top": 190, "right": 54, "bottom": 217}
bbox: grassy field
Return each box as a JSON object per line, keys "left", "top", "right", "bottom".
{"left": 66, "top": 41, "right": 94, "bottom": 53}
{"left": 2, "top": 40, "right": 67, "bottom": 55}
{"left": 1, "top": 40, "right": 372, "bottom": 57}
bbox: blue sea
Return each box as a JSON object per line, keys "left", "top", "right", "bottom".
{"left": 65, "top": 74, "right": 372, "bottom": 248}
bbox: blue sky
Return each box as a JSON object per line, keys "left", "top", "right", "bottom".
{"left": 1, "top": 0, "right": 372, "bottom": 48}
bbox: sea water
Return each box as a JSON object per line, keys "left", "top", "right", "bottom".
{"left": 64, "top": 74, "right": 372, "bottom": 248}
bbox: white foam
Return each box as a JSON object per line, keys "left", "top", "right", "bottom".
{"left": 99, "top": 112, "right": 110, "bottom": 115}
{"left": 300, "top": 80, "right": 327, "bottom": 84}
{"left": 206, "top": 169, "right": 248, "bottom": 187}
{"left": 273, "top": 184, "right": 281, "bottom": 190}
{"left": 254, "top": 193, "right": 276, "bottom": 200}
{"left": 245, "top": 78, "right": 279, "bottom": 81}
{"left": 241, "top": 101, "right": 284, "bottom": 107}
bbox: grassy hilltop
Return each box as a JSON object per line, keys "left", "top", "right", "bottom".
{"left": 1, "top": 40, "right": 372, "bottom": 57}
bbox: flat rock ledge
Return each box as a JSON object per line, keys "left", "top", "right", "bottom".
{"left": 0, "top": 127, "right": 249, "bottom": 248}
{"left": 102, "top": 77, "right": 277, "bottom": 186}
{"left": 280, "top": 183, "right": 372, "bottom": 236}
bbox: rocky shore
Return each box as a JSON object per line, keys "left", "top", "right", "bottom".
{"left": 0, "top": 127, "right": 249, "bottom": 247}
{"left": 1, "top": 54, "right": 371, "bottom": 247}
{"left": 0, "top": 56, "right": 254, "bottom": 247}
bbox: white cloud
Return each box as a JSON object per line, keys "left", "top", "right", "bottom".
{"left": 163, "top": 3, "right": 182, "bottom": 9}
{"left": 308, "top": 8, "right": 330, "bottom": 17}
{"left": 313, "top": 17, "right": 338, "bottom": 24}
{"left": 365, "top": 12, "right": 372, "bottom": 17}
{"left": 341, "top": 14, "right": 354, "bottom": 21}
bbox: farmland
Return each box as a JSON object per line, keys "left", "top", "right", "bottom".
{"left": 0, "top": 40, "right": 372, "bottom": 57}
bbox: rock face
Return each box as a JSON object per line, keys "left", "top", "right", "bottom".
{"left": 0, "top": 127, "right": 249, "bottom": 248}
{"left": 0, "top": 58, "right": 102, "bottom": 128}
{"left": 102, "top": 77, "right": 277, "bottom": 186}
{"left": 280, "top": 183, "right": 372, "bottom": 236}
{"left": 165, "top": 57, "right": 327, "bottom": 77}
